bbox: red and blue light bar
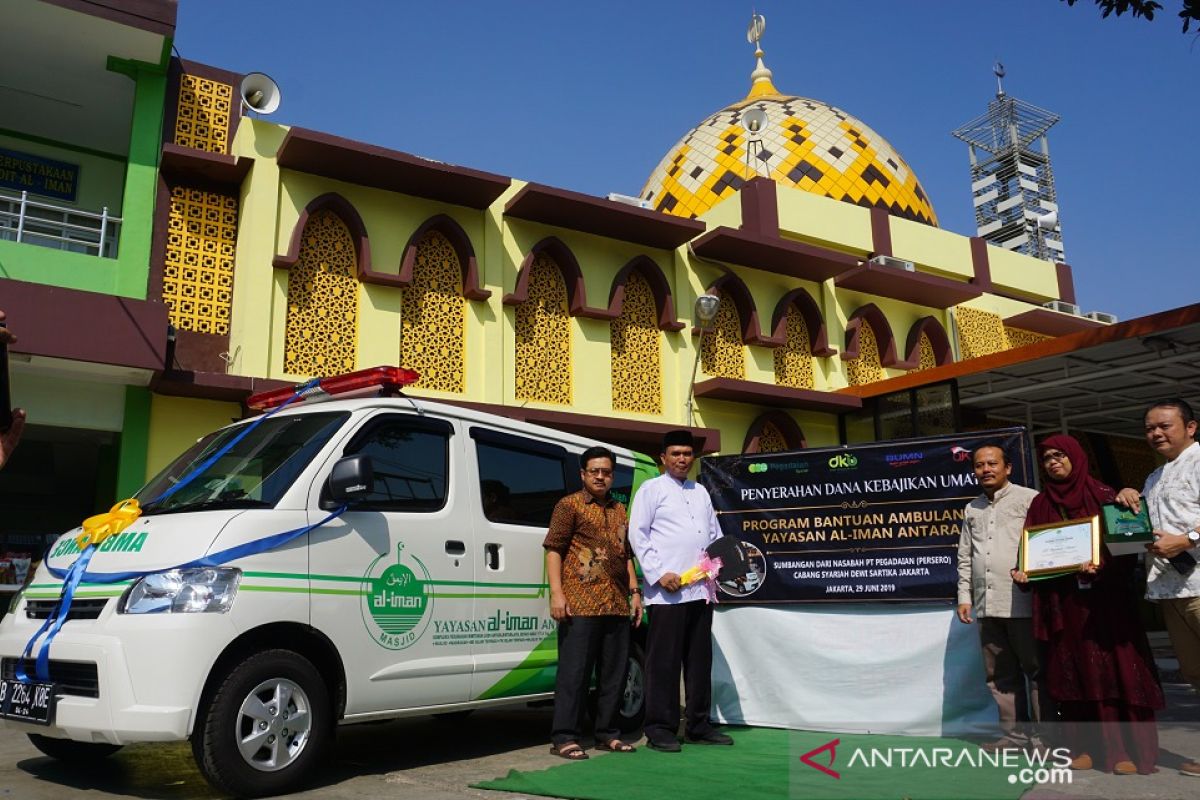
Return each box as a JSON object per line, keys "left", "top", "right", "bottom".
{"left": 246, "top": 366, "right": 421, "bottom": 411}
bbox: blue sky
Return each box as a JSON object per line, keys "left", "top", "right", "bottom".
{"left": 175, "top": 1, "right": 1199, "bottom": 321}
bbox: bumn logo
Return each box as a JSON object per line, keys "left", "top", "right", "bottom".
{"left": 799, "top": 737, "right": 841, "bottom": 778}
{"left": 361, "top": 542, "right": 434, "bottom": 651}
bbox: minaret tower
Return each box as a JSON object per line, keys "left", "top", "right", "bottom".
{"left": 952, "top": 64, "right": 1064, "bottom": 262}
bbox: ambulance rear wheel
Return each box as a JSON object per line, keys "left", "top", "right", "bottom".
{"left": 27, "top": 734, "right": 122, "bottom": 762}
{"left": 192, "top": 649, "right": 332, "bottom": 798}
{"left": 617, "top": 642, "right": 646, "bottom": 733}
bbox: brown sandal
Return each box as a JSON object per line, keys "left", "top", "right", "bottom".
{"left": 550, "top": 743, "right": 589, "bottom": 760}
{"left": 595, "top": 739, "right": 636, "bottom": 753}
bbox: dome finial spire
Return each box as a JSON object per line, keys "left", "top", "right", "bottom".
{"left": 746, "top": 13, "right": 780, "bottom": 98}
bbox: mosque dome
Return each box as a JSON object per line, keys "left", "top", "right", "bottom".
{"left": 640, "top": 25, "right": 937, "bottom": 227}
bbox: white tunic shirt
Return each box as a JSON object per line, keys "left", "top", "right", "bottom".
{"left": 1144, "top": 440, "right": 1200, "bottom": 600}
{"left": 629, "top": 472, "right": 721, "bottom": 605}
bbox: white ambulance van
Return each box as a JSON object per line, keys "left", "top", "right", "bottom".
{"left": 0, "top": 367, "right": 656, "bottom": 797}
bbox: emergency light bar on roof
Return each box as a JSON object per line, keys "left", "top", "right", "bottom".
{"left": 246, "top": 366, "right": 421, "bottom": 411}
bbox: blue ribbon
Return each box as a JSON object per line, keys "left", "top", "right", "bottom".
{"left": 18, "top": 379, "right": 342, "bottom": 684}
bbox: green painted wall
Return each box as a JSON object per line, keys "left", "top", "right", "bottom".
{"left": 0, "top": 130, "right": 126, "bottom": 211}
{"left": 0, "top": 46, "right": 167, "bottom": 299}
{"left": 116, "top": 386, "right": 152, "bottom": 499}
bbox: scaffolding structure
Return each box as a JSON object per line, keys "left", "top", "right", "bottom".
{"left": 952, "top": 78, "right": 1064, "bottom": 262}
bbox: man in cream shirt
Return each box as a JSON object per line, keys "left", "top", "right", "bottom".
{"left": 629, "top": 430, "right": 731, "bottom": 752}
{"left": 957, "top": 443, "right": 1043, "bottom": 749}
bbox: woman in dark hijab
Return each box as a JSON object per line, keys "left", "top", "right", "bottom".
{"left": 1017, "top": 434, "right": 1163, "bottom": 774}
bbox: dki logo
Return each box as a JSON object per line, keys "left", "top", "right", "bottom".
{"left": 827, "top": 453, "right": 858, "bottom": 470}
{"left": 361, "top": 542, "right": 434, "bottom": 651}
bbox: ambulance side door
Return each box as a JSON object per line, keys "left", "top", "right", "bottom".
{"left": 467, "top": 427, "right": 577, "bottom": 701}
{"left": 309, "top": 413, "right": 473, "bottom": 715}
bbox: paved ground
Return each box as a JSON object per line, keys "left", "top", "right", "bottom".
{"left": 1, "top": 634, "right": 1197, "bottom": 799}
{"left": 0, "top": 706, "right": 557, "bottom": 800}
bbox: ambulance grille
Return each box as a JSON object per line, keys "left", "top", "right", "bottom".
{"left": 1, "top": 658, "right": 100, "bottom": 698}
{"left": 24, "top": 598, "right": 109, "bottom": 621}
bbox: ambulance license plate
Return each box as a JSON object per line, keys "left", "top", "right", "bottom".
{"left": 0, "top": 678, "right": 55, "bottom": 725}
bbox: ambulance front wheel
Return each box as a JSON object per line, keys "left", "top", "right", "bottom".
{"left": 191, "top": 649, "right": 332, "bottom": 798}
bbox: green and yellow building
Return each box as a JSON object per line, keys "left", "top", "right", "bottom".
{"left": 6, "top": 1, "right": 1177, "bottom": 588}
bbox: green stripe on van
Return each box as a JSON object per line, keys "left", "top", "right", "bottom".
{"left": 474, "top": 631, "right": 558, "bottom": 701}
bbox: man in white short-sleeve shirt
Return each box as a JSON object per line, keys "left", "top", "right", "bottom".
{"left": 1117, "top": 399, "right": 1200, "bottom": 779}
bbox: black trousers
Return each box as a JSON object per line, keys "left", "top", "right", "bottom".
{"left": 551, "top": 615, "right": 630, "bottom": 746}
{"left": 644, "top": 601, "right": 715, "bottom": 742}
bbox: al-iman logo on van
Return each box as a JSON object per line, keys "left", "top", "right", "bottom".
{"left": 361, "top": 542, "right": 434, "bottom": 650}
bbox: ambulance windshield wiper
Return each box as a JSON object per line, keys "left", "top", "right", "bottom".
{"left": 140, "top": 497, "right": 272, "bottom": 515}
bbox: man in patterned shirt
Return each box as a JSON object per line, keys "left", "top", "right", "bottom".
{"left": 543, "top": 445, "right": 643, "bottom": 760}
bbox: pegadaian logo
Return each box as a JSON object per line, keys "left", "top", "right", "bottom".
{"left": 361, "top": 542, "right": 434, "bottom": 651}
{"left": 748, "top": 463, "right": 768, "bottom": 473}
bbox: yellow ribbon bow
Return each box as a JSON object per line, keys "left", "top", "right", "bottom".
{"left": 76, "top": 498, "right": 142, "bottom": 550}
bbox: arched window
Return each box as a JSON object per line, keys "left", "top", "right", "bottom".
{"left": 743, "top": 411, "right": 806, "bottom": 454}
{"left": 283, "top": 209, "right": 359, "bottom": 376}
{"left": 846, "top": 321, "right": 885, "bottom": 386}
{"left": 758, "top": 421, "right": 790, "bottom": 453}
{"left": 401, "top": 230, "right": 466, "bottom": 393}
{"left": 611, "top": 271, "right": 662, "bottom": 413}
{"left": 774, "top": 305, "right": 815, "bottom": 389}
{"left": 701, "top": 293, "right": 745, "bottom": 379}
{"left": 515, "top": 253, "right": 571, "bottom": 404}
{"left": 915, "top": 332, "right": 936, "bottom": 371}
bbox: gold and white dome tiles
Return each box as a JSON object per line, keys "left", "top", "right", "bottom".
{"left": 641, "top": 47, "right": 938, "bottom": 226}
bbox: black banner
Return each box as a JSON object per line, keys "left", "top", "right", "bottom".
{"left": 700, "top": 428, "right": 1033, "bottom": 604}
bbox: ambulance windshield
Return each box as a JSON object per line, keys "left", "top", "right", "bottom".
{"left": 137, "top": 412, "right": 349, "bottom": 514}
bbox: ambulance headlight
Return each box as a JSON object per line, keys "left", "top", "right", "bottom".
{"left": 120, "top": 568, "right": 241, "bottom": 614}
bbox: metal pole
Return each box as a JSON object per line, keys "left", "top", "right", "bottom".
{"left": 98, "top": 206, "right": 108, "bottom": 257}
{"left": 686, "top": 329, "right": 705, "bottom": 428}
{"left": 16, "top": 191, "right": 27, "bottom": 243}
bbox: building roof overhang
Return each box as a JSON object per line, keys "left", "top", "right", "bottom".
{"left": 276, "top": 127, "right": 512, "bottom": 209}
{"left": 160, "top": 143, "right": 253, "bottom": 187}
{"left": 834, "top": 261, "right": 982, "bottom": 309}
{"left": 504, "top": 184, "right": 705, "bottom": 249}
{"left": 694, "top": 378, "right": 863, "bottom": 413}
{"left": 841, "top": 303, "right": 1200, "bottom": 440}
{"left": 0, "top": 278, "right": 167, "bottom": 371}
{"left": 1004, "top": 308, "right": 1106, "bottom": 336}
{"left": 688, "top": 226, "right": 859, "bottom": 282}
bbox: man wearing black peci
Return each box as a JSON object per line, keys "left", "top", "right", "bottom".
{"left": 629, "top": 430, "right": 732, "bottom": 752}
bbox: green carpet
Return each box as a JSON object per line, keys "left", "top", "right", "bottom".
{"left": 473, "top": 728, "right": 1046, "bottom": 800}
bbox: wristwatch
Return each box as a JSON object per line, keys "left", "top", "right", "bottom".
{"left": 629, "top": 587, "right": 643, "bottom": 596}
{"left": 1188, "top": 529, "right": 1200, "bottom": 544}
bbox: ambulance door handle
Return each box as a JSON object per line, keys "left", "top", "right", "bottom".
{"left": 484, "top": 543, "right": 501, "bottom": 571}
{"left": 445, "top": 540, "right": 466, "bottom": 557}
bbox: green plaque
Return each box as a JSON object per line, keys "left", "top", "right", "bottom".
{"left": 1101, "top": 502, "right": 1153, "bottom": 555}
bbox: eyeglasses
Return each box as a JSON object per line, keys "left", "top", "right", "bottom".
{"left": 1042, "top": 451, "right": 1069, "bottom": 464}
{"left": 584, "top": 468, "right": 613, "bottom": 477}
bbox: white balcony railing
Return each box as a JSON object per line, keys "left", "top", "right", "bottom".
{"left": 0, "top": 189, "right": 121, "bottom": 259}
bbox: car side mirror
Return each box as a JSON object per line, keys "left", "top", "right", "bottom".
{"left": 327, "top": 454, "right": 374, "bottom": 505}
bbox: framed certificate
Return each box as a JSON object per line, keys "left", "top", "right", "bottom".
{"left": 1021, "top": 516, "right": 1101, "bottom": 578}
